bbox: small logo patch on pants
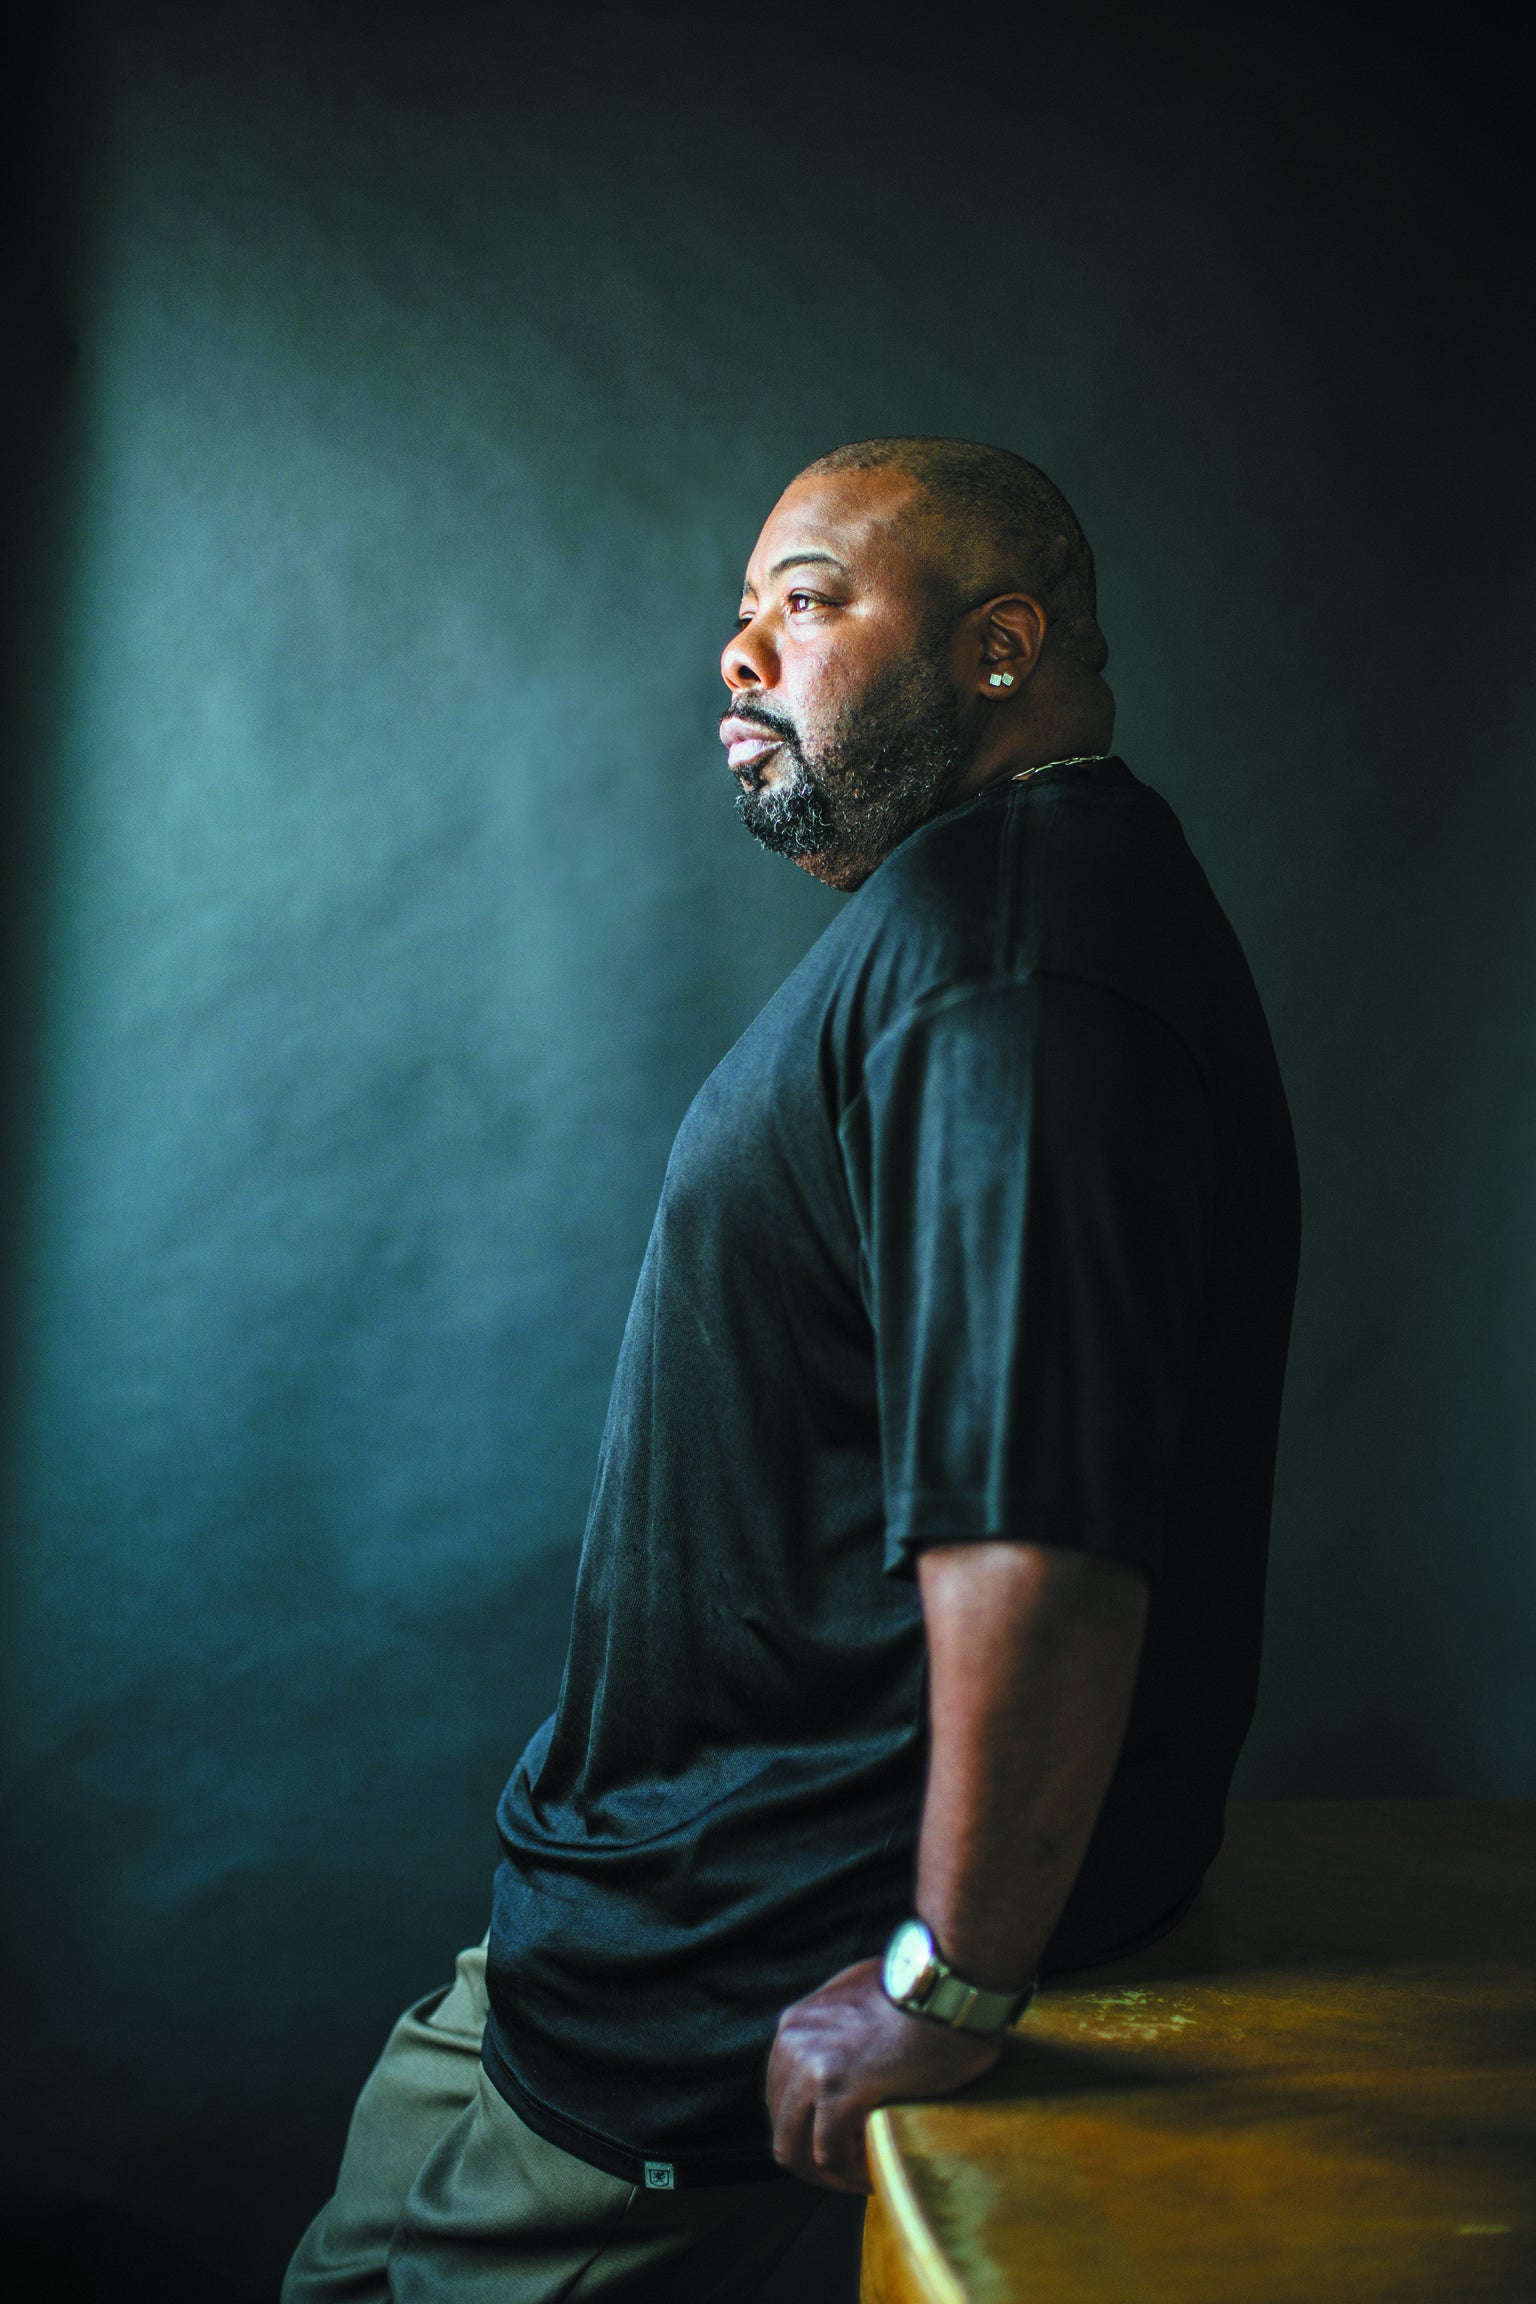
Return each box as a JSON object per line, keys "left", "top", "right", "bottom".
{"left": 643, "top": 2161, "right": 675, "bottom": 2190}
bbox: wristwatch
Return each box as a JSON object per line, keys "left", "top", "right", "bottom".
{"left": 881, "top": 1918, "right": 1037, "bottom": 2035}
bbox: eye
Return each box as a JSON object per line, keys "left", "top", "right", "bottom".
{"left": 786, "top": 590, "right": 825, "bottom": 614}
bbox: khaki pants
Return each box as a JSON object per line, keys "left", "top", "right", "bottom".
{"left": 283, "top": 1941, "right": 861, "bottom": 2303}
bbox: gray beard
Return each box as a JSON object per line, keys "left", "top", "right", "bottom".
{"left": 732, "top": 641, "right": 972, "bottom": 890}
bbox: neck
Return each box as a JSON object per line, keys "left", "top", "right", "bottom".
{"left": 960, "top": 654, "right": 1116, "bottom": 798}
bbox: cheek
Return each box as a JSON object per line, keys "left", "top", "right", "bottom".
{"left": 782, "top": 638, "right": 865, "bottom": 738}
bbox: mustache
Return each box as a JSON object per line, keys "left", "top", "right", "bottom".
{"left": 719, "top": 700, "right": 798, "bottom": 741}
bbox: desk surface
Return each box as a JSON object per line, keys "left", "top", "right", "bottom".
{"left": 861, "top": 1801, "right": 1536, "bottom": 2304}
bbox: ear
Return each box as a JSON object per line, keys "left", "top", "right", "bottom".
{"left": 972, "top": 593, "right": 1048, "bottom": 699}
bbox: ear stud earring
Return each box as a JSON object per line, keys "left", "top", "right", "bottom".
{"left": 988, "top": 672, "right": 1015, "bottom": 688}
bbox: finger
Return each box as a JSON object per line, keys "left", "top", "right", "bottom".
{"left": 810, "top": 2092, "right": 873, "bottom": 2195}
{"left": 765, "top": 2029, "right": 818, "bottom": 2155}
{"left": 768, "top": 2064, "right": 821, "bottom": 2187}
{"left": 764, "top": 2030, "right": 791, "bottom": 2129}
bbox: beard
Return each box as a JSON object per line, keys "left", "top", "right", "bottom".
{"left": 728, "top": 635, "right": 973, "bottom": 890}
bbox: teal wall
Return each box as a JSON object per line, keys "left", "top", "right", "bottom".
{"left": 2, "top": 4, "right": 1531, "bottom": 2293}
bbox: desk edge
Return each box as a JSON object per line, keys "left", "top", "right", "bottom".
{"left": 866, "top": 2108, "right": 969, "bottom": 2304}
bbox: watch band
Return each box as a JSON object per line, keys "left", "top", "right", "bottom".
{"left": 881, "top": 1917, "right": 1037, "bottom": 2036}
{"left": 915, "top": 1965, "right": 1033, "bottom": 2032}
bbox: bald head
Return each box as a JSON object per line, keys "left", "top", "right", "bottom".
{"left": 799, "top": 436, "right": 1107, "bottom": 678}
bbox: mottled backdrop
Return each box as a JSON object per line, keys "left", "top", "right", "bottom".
{"left": 1, "top": 3, "right": 1529, "bottom": 2294}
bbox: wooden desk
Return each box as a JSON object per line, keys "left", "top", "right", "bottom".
{"left": 861, "top": 1802, "right": 1536, "bottom": 2303}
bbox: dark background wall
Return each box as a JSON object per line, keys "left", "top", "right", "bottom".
{"left": 2, "top": 3, "right": 1530, "bottom": 2294}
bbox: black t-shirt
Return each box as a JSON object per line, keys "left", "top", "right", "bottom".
{"left": 484, "top": 758, "right": 1300, "bottom": 2185}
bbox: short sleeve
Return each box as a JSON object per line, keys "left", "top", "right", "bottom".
{"left": 840, "top": 973, "right": 1215, "bottom": 1576}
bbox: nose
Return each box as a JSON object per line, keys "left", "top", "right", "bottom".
{"left": 721, "top": 611, "right": 777, "bottom": 696}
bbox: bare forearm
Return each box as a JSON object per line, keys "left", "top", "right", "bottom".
{"left": 767, "top": 1541, "right": 1150, "bottom": 2193}
{"left": 914, "top": 1541, "right": 1149, "bottom": 1992}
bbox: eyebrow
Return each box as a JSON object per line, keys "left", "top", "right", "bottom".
{"left": 740, "top": 549, "right": 849, "bottom": 601}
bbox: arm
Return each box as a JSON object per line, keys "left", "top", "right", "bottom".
{"left": 769, "top": 977, "right": 1208, "bottom": 2190}
{"left": 916, "top": 1539, "right": 1148, "bottom": 1988}
{"left": 766, "top": 1537, "right": 1148, "bottom": 2192}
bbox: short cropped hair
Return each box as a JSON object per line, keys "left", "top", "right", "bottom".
{"left": 801, "top": 436, "right": 1105, "bottom": 672}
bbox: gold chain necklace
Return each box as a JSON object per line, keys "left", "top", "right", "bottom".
{"left": 1012, "top": 753, "right": 1108, "bottom": 784}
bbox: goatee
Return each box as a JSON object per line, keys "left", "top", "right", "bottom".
{"left": 731, "top": 639, "right": 972, "bottom": 891}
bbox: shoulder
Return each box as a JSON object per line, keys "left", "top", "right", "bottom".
{"left": 806, "top": 765, "right": 1155, "bottom": 1049}
{"left": 843, "top": 758, "right": 1201, "bottom": 978}
{"left": 994, "top": 759, "right": 1256, "bottom": 1016}
{"left": 865, "top": 758, "right": 1190, "bottom": 910}
{"left": 795, "top": 759, "right": 1254, "bottom": 1085}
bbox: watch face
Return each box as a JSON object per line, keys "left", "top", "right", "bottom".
{"left": 884, "top": 1918, "right": 937, "bottom": 2003}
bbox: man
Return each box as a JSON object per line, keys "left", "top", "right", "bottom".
{"left": 285, "top": 438, "right": 1299, "bottom": 2300}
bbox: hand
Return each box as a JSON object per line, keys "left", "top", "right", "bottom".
{"left": 766, "top": 1958, "right": 1002, "bottom": 2193}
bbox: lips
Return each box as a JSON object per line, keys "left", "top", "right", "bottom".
{"left": 719, "top": 715, "right": 788, "bottom": 775}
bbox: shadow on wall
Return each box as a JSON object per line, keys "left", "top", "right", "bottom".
{"left": 0, "top": 2204, "right": 241, "bottom": 2304}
